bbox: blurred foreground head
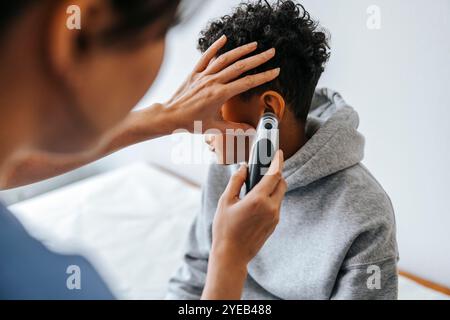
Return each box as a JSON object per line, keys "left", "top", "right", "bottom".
{"left": 0, "top": 0, "right": 180, "bottom": 153}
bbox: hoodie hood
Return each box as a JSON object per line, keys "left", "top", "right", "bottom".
{"left": 284, "top": 88, "right": 365, "bottom": 190}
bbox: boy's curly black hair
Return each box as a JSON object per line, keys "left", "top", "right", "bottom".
{"left": 198, "top": 0, "right": 330, "bottom": 121}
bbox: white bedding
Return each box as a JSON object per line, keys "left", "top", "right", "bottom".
{"left": 9, "top": 162, "right": 450, "bottom": 300}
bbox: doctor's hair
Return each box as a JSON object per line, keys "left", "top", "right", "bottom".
{"left": 198, "top": 0, "right": 330, "bottom": 121}
{"left": 0, "top": 0, "right": 181, "bottom": 45}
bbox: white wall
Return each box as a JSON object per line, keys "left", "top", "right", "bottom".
{"left": 137, "top": 0, "right": 450, "bottom": 287}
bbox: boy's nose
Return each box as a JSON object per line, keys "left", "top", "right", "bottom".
{"left": 205, "top": 135, "right": 216, "bottom": 151}
{"left": 206, "top": 133, "right": 253, "bottom": 165}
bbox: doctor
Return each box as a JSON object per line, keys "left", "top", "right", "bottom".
{"left": 0, "top": 0, "right": 287, "bottom": 299}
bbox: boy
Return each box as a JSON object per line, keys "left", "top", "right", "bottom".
{"left": 167, "top": 0, "right": 398, "bottom": 299}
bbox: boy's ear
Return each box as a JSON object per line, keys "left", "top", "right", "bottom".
{"left": 260, "top": 91, "right": 286, "bottom": 121}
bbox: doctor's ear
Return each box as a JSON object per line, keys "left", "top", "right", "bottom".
{"left": 260, "top": 91, "right": 286, "bottom": 121}
{"left": 48, "top": 0, "right": 95, "bottom": 75}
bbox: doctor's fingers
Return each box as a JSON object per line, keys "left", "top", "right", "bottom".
{"left": 270, "top": 178, "right": 287, "bottom": 209}
{"left": 222, "top": 164, "right": 248, "bottom": 202}
{"left": 223, "top": 68, "right": 280, "bottom": 100}
{"left": 250, "top": 150, "right": 285, "bottom": 196}
{"left": 203, "top": 41, "right": 259, "bottom": 75}
{"left": 195, "top": 35, "right": 259, "bottom": 74}
{"left": 194, "top": 35, "right": 227, "bottom": 72}
{"left": 215, "top": 48, "right": 276, "bottom": 83}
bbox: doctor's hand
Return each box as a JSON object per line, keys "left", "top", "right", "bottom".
{"left": 0, "top": 38, "right": 278, "bottom": 190}
{"left": 202, "top": 150, "right": 287, "bottom": 300}
{"left": 164, "top": 35, "right": 280, "bottom": 133}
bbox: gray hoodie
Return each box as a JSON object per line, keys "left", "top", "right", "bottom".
{"left": 166, "top": 88, "right": 399, "bottom": 300}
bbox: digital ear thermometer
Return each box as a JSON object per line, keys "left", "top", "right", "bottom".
{"left": 245, "top": 112, "right": 279, "bottom": 193}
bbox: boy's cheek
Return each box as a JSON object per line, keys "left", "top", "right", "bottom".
{"left": 212, "top": 134, "right": 253, "bottom": 165}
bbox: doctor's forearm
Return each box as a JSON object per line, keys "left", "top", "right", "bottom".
{"left": 201, "top": 247, "right": 248, "bottom": 300}
{"left": 0, "top": 104, "right": 180, "bottom": 189}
